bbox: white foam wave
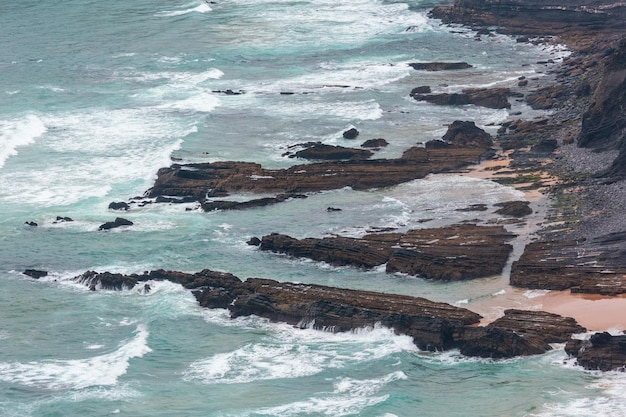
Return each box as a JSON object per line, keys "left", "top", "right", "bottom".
{"left": 156, "top": 1, "right": 211, "bottom": 17}
{"left": 0, "top": 114, "right": 47, "bottom": 169}
{"left": 158, "top": 91, "right": 220, "bottom": 113}
{"left": 0, "top": 108, "right": 187, "bottom": 206}
{"left": 250, "top": 62, "right": 411, "bottom": 94}
{"left": 186, "top": 320, "right": 416, "bottom": 384}
{"left": 528, "top": 373, "right": 626, "bottom": 417}
{"left": 251, "top": 372, "right": 405, "bottom": 416}
{"left": 0, "top": 325, "right": 151, "bottom": 390}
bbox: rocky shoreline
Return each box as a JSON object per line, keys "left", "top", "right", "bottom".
{"left": 25, "top": 1, "right": 626, "bottom": 371}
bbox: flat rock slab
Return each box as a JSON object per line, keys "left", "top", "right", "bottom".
{"left": 65, "top": 269, "right": 585, "bottom": 358}
{"left": 259, "top": 224, "right": 515, "bottom": 281}
{"left": 511, "top": 237, "right": 626, "bottom": 295}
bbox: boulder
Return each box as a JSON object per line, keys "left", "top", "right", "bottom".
{"left": 342, "top": 128, "right": 359, "bottom": 139}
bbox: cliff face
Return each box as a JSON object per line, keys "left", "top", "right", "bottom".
{"left": 578, "top": 38, "right": 626, "bottom": 177}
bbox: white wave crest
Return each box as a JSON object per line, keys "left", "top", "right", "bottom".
{"left": 186, "top": 321, "right": 416, "bottom": 384}
{"left": 251, "top": 372, "right": 406, "bottom": 416}
{"left": 0, "top": 114, "right": 47, "bottom": 169}
{"left": 156, "top": 1, "right": 212, "bottom": 17}
{"left": 0, "top": 325, "right": 151, "bottom": 390}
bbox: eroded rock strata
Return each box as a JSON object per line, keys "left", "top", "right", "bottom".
{"left": 258, "top": 224, "right": 515, "bottom": 281}
{"left": 67, "top": 269, "right": 585, "bottom": 358}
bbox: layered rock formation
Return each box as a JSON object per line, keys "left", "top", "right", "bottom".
{"left": 411, "top": 87, "right": 512, "bottom": 109}
{"left": 66, "top": 269, "right": 586, "bottom": 358}
{"left": 258, "top": 224, "right": 515, "bottom": 281}
{"left": 140, "top": 121, "right": 493, "bottom": 211}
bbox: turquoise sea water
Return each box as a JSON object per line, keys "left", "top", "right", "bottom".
{"left": 2, "top": 1, "right": 626, "bottom": 416}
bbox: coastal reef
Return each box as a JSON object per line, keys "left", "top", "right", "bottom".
{"left": 66, "top": 269, "right": 585, "bottom": 359}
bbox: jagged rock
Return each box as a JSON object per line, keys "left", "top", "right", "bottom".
{"left": 326, "top": 207, "right": 341, "bottom": 212}
{"left": 411, "top": 88, "right": 511, "bottom": 109}
{"left": 24, "top": 221, "right": 38, "bottom": 227}
{"left": 23, "top": 269, "right": 48, "bottom": 279}
{"left": 494, "top": 201, "right": 533, "bottom": 217}
{"left": 98, "top": 217, "right": 134, "bottom": 231}
{"left": 292, "top": 143, "right": 373, "bottom": 160}
{"left": 259, "top": 224, "right": 515, "bottom": 281}
{"left": 361, "top": 138, "right": 389, "bottom": 148}
{"left": 108, "top": 201, "right": 130, "bottom": 211}
{"left": 566, "top": 332, "right": 626, "bottom": 371}
{"left": 342, "top": 128, "right": 359, "bottom": 139}
{"left": 409, "top": 62, "right": 473, "bottom": 71}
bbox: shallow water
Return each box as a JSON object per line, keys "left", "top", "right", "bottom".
{"left": 1, "top": 1, "right": 624, "bottom": 416}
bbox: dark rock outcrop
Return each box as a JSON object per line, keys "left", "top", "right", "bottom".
{"left": 566, "top": 332, "right": 626, "bottom": 371}
{"left": 442, "top": 120, "right": 493, "bottom": 148}
{"left": 291, "top": 143, "right": 373, "bottom": 161}
{"left": 98, "top": 217, "right": 134, "bottom": 231}
{"left": 409, "top": 62, "right": 473, "bottom": 71}
{"left": 494, "top": 200, "right": 533, "bottom": 217}
{"left": 411, "top": 88, "right": 511, "bottom": 109}
{"left": 65, "top": 269, "right": 583, "bottom": 357}
{"left": 259, "top": 224, "right": 515, "bottom": 281}
{"left": 201, "top": 193, "right": 306, "bottom": 212}
{"left": 361, "top": 138, "right": 389, "bottom": 148}
{"left": 23, "top": 269, "right": 48, "bottom": 279}
{"left": 108, "top": 201, "right": 130, "bottom": 211}
{"left": 342, "top": 128, "right": 359, "bottom": 139}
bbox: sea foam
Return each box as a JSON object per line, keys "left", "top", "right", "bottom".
{"left": 0, "top": 325, "right": 150, "bottom": 390}
{"left": 0, "top": 114, "right": 47, "bottom": 169}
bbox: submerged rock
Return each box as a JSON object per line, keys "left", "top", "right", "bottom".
{"left": 98, "top": 217, "right": 134, "bottom": 231}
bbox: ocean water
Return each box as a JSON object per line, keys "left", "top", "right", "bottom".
{"left": 1, "top": 0, "right": 625, "bottom": 416}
